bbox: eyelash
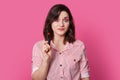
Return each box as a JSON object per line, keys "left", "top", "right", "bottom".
{"left": 54, "top": 19, "right": 69, "bottom": 22}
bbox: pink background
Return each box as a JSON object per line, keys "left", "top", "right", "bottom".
{"left": 0, "top": 0, "right": 120, "bottom": 80}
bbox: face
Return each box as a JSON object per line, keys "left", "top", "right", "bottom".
{"left": 51, "top": 11, "right": 69, "bottom": 37}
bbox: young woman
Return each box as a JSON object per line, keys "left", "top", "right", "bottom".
{"left": 32, "top": 4, "right": 90, "bottom": 80}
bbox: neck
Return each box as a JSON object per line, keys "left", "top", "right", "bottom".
{"left": 52, "top": 35, "right": 66, "bottom": 52}
{"left": 53, "top": 35, "right": 65, "bottom": 45}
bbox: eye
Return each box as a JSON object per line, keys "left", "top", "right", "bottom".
{"left": 63, "top": 18, "right": 69, "bottom": 22}
{"left": 63, "top": 17, "right": 69, "bottom": 22}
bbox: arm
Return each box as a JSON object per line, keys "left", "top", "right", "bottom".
{"left": 32, "top": 60, "right": 50, "bottom": 80}
{"left": 80, "top": 43, "right": 90, "bottom": 80}
{"left": 32, "top": 41, "right": 53, "bottom": 80}
{"left": 81, "top": 77, "right": 90, "bottom": 80}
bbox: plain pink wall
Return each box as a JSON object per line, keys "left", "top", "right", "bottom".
{"left": 0, "top": 0, "right": 120, "bottom": 80}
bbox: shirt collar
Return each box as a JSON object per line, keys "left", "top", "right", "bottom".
{"left": 50, "top": 40, "right": 73, "bottom": 52}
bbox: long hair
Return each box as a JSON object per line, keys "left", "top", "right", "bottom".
{"left": 43, "top": 4, "right": 75, "bottom": 44}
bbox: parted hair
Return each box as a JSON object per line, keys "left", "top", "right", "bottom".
{"left": 43, "top": 4, "right": 75, "bottom": 44}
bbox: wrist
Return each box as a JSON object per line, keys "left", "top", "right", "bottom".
{"left": 42, "top": 59, "right": 51, "bottom": 66}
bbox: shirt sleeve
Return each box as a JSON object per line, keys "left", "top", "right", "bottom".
{"left": 80, "top": 43, "right": 90, "bottom": 78}
{"left": 32, "top": 42, "right": 43, "bottom": 74}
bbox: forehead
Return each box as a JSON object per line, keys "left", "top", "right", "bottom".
{"left": 58, "top": 11, "right": 69, "bottom": 19}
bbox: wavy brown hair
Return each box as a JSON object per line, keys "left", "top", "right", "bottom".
{"left": 43, "top": 4, "right": 75, "bottom": 44}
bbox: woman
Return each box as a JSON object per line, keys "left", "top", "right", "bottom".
{"left": 32, "top": 4, "right": 90, "bottom": 80}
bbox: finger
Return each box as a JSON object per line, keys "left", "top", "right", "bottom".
{"left": 44, "top": 43, "right": 50, "bottom": 51}
{"left": 43, "top": 52, "right": 48, "bottom": 57}
{"left": 43, "top": 40, "right": 49, "bottom": 45}
{"left": 42, "top": 41, "right": 51, "bottom": 53}
{"left": 42, "top": 40, "right": 48, "bottom": 45}
{"left": 43, "top": 46, "right": 48, "bottom": 52}
{"left": 42, "top": 41, "right": 48, "bottom": 49}
{"left": 45, "top": 42, "right": 50, "bottom": 48}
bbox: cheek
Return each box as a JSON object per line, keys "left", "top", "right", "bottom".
{"left": 51, "top": 23, "right": 57, "bottom": 31}
{"left": 65, "top": 24, "right": 69, "bottom": 30}
{"left": 65, "top": 22, "right": 69, "bottom": 27}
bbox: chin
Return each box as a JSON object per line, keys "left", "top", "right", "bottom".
{"left": 55, "top": 30, "right": 67, "bottom": 36}
{"left": 57, "top": 33, "right": 66, "bottom": 36}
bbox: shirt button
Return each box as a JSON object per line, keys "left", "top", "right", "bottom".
{"left": 74, "top": 59, "right": 76, "bottom": 62}
{"left": 60, "top": 64, "right": 62, "bottom": 67}
{"left": 59, "top": 53, "right": 61, "bottom": 54}
{"left": 60, "top": 76, "right": 63, "bottom": 78}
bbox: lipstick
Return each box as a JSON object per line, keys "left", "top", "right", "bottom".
{"left": 47, "top": 32, "right": 51, "bottom": 45}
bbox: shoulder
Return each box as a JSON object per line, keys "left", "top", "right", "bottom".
{"left": 72, "top": 40, "right": 86, "bottom": 50}
{"left": 32, "top": 40, "right": 44, "bottom": 50}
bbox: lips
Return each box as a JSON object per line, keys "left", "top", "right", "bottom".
{"left": 58, "top": 28, "right": 65, "bottom": 30}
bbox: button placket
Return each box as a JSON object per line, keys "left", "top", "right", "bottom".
{"left": 59, "top": 52, "right": 62, "bottom": 55}
{"left": 60, "top": 76, "right": 64, "bottom": 80}
{"left": 59, "top": 69, "right": 64, "bottom": 80}
{"left": 59, "top": 52, "right": 64, "bottom": 79}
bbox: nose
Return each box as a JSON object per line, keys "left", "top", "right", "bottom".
{"left": 59, "top": 20, "right": 64, "bottom": 27}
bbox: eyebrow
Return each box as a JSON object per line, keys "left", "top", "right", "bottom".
{"left": 57, "top": 16, "right": 69, "bottom": 20}
{"left": 64, "top": 17, "right": 69, "bottom": 19}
